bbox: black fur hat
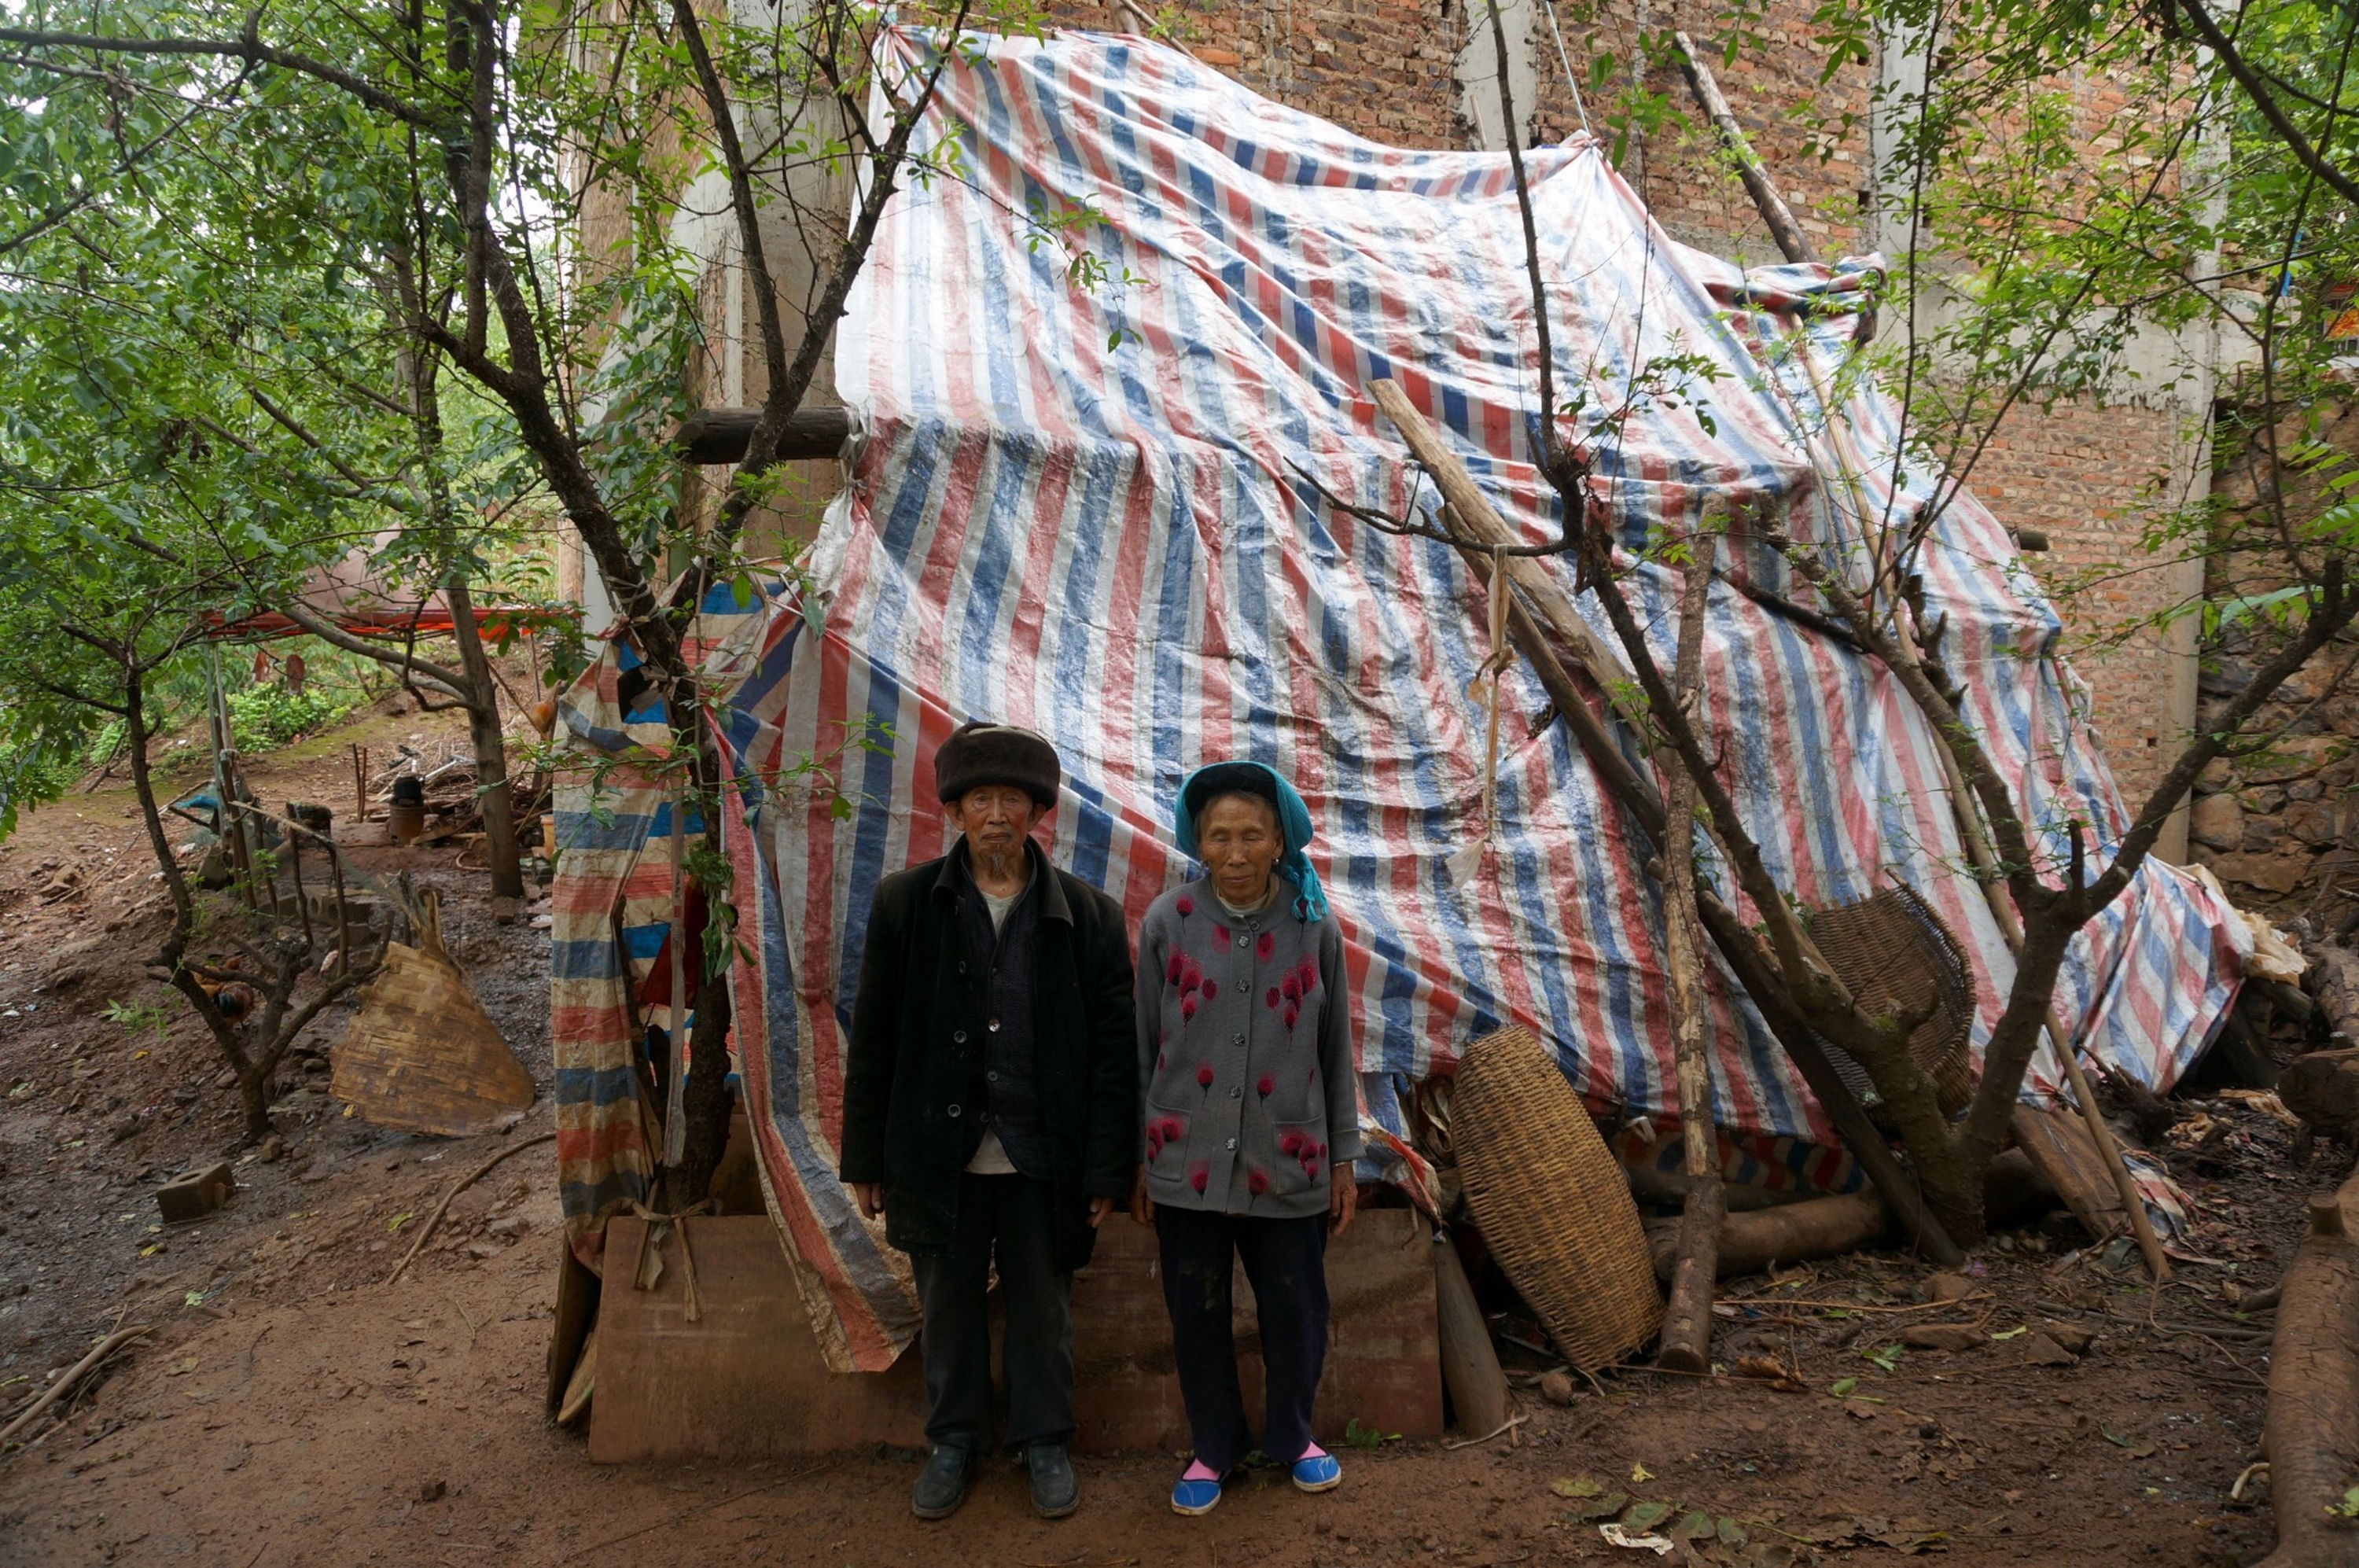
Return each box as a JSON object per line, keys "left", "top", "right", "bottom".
{"left": 934, "top": 721, "right": 1062, "bottom": 808}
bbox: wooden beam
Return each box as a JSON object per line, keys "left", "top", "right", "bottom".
{"left": 1669, "top": 31, "right": 1815, "bottom": 266}
{"left": 672, "top": 407, "right": 854, "bottom": 466}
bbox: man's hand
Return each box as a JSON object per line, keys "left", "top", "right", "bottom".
{"left": 852, "top": 1182, "right": 885, "bottom": 1222}
{"left": 1087, "top": 1196, "right": 1116, "bottom": 1229}
{"left": 1329, "top": 1167, "right": 1357, "bottom": 1235}
{"left": 1129, "top": 1166, "right": 1154, "bottom": 1227}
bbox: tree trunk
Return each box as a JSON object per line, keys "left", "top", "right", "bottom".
{"left": 668, "top": 959, "right": 736, "bottom": 1205}
{"left": 238, "top": 1068, "right": 275, "bottom": 1142}
{"left": 443, "top": 575, "right": 523, "bottom": 898}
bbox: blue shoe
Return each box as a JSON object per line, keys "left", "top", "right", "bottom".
{"left": 1290, "top": 1452, "right": 1341, "bottom": 1493}
{"left": 1170, "top": 1466, "right": 1224, "bottom": 1516}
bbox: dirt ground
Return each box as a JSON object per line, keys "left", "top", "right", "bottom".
{"left": 0, "top": 705, "right": 2324, "bottom": 1566}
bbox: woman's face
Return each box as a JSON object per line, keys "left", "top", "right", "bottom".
{"left": 1197, "top": 793, "right": 1282, "bottom": 906}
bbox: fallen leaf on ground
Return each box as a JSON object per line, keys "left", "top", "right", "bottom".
{"left": 1552, "top": 1476, "right": 1606, "bottom": 1498}
{"left": 1622, "top": 1500, "right": 1674, "bottom": 1531}
{"left": 1631, "top": 1461, "right": 1654, "bottom": 1483}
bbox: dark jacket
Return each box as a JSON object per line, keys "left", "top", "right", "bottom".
{"left": 839, "top": 840, "right": 1139, "bottom": 1269}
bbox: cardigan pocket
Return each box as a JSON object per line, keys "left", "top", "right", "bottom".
{"left": 1268, "top": 1116, "right": 1330, "bottom": 1197}
{"left": 1143, "top": 1102, "right": 1194, "bottom": 1175}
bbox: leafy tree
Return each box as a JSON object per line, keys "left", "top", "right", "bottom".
{"left": 1474, "top": 0, "right": 2359, "bottom": 1246}
{"left": 0, "top": 0, "right": 1051, "bottom": 1196}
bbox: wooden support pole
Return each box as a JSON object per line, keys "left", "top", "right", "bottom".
{"left": 1669, "top": 31, "right": 1815, "bottom": 265}
{"left": 1656, "top": 541, "right": 1723, "bottom": 1373}
{"left": 1364, "top": 377, "right": 1962, "bottom": 1268}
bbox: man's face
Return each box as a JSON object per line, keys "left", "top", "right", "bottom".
{"left": 949, "top": 784, "right": 1045, "bottom": 856}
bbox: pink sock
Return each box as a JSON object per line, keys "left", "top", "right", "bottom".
{"left": 1183, "top": 1459, "right": 1222, "bottom": 1482}
{"left": 1297, "top": 1442, "right": 1329, "bottom": 1463}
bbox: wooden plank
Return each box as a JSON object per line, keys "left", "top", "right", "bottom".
{"left": 2009, "top": 1102, "right": 2127, "bottom": 1243}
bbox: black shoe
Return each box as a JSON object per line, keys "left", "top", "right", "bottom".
{"left": 912, "top": 1442, "right": 976, "bottom": 1520}
{"left": 1025, "top": 1444, "right": 1080, "bottom": 1518}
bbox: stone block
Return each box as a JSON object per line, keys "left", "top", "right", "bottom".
{"left": 2189, "top": 792, "right": 2243, "bottom": 852}
{"left": 156, "top": 1161, "right": 234, "bottom": 1224}
{"left": 2206, "top": 851, "right": 2313, "bottom": 896}
{"left": 587, "top": 1209, "right": 1440, "bottom": 1463}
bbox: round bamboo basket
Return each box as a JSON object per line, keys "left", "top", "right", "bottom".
{"left": 1452, "top": 1025, "right": 1663, "bottom": 1370}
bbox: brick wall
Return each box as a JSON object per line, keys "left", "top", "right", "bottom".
{"left": 1973, "top": 399, "right": 2200, "bottom": 812}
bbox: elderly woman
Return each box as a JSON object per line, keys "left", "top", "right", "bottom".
{"left": 1130, "top": 760, "right": 1360, "bottom": 1515}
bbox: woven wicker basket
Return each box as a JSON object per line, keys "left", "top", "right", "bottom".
{"left": 1807, "top": 885, "right": 1974, "bottom": 1120}
{"left": 1452, "top": 1025, "right": 1663, "bottom": 1371}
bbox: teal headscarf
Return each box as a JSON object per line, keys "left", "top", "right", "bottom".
{"left": 1174, "top": 760, "right": 1329, "bottom": 924}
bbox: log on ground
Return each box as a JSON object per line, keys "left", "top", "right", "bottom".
{"left": 2258, "top": 1179, "right": 2359, "bottom": 1566}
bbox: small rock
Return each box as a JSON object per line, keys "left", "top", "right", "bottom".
{"left": 490, "top": 896, "right": 523, "bottom": 926}
{"left": 256, "top": 1135, "right": 285, "bottom": 1164}
{"left": 485, "top": 1215, "right": 529, "bottom": 1239}
{"left": 1537, "top": 1369, "right": 1576, "bottom": 1406}
{"left": 418, "top": 1478, "right": 447, "bottom": 1503}
{"left": 2020, "top": 1331, "right": 2077, "bottom": 1366}
{"left": 1919, "top": 1271, "right": 1975, "bottom": 1305}
{"left": 1901, "top": 1323, "right": 1984, "bottom": 1353}
{"left": 2041, "top": 1321, "right": 2096, "bottom": 1356}
{"left": 109, "top": 1115, "right": 143, "bottom": 1144}
{"left": 466, "top": 1242, "right": 501, "bottom": 1259}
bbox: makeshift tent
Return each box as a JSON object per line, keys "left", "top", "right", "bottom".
{"left": 203, "top": 536, "right": 528, "bottom": 642}
{"left": 550, "top": 28, "right": 2247, "bottom": 1372}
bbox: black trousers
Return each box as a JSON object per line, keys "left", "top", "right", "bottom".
{"left": 910, "top": 1172, "right": 1074, "bottom": 1452}
{"left": 1154, "top": 1204, "right": 1330, "bottom": 1471}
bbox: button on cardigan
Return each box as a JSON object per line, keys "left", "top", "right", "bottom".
{"left": 1133, "top": 878, "right": 1361, "bottom": 1217}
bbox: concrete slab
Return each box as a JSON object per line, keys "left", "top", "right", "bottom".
{"left": 587, "top": 1207, "right": 1441, "bottom": 1460}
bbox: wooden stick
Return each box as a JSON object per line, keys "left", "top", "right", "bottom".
{"left": 0, "top": 1326, "right": 151, "bottom": 1446}
{"left": 2049, "top": 1021, "right": 2173, "bottom": 1283}
{"left": 384, "top": 1131, "right": 557, "bottom": 1286}
{"left": 1433, "top": 1232, "right": 1512, "bottom": 1437}
{"left": 1669, "top": 31, "right": 1814, "bottom": 265}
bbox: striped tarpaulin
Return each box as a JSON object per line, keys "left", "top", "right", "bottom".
{"left": 548, "top": 29, "right": 2246, "bottom": 1366}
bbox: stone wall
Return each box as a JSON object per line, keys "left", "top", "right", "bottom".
{"left": 2184, "top": 398, "right": 2359, "bottom": 904}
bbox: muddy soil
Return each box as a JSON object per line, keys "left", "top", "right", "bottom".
{"left": 0, "top": 708, "right": 2326, "bottom": 1566}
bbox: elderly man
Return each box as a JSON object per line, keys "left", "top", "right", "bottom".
{"left": 840, "top": 721, "right": 1138, "bottom": 1521}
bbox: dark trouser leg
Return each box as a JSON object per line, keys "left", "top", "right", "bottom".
{"left": 1235, "top": 1213, "right": 1331, "bottom": 1464}
{"left": 911, "top": 1173, "right": 995, "bottom": 1448}
{"left": 994, "top": 1176, "right": 1076, "bottom": 1451}
{"left": 1156, "top": 1204, "right": 1254, "bottom": 1472}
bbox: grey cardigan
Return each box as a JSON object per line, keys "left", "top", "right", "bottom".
{"left": 1134, "top": 877, "right": 1362, "bottom": 1217}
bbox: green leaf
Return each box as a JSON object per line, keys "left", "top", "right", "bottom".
{"left": 1551, "top": 1476, "right": 1606, "bottom": 1498}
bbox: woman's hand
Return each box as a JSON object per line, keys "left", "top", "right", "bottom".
{"left": 1329, "top": 1167, "right": 1357, "bottom": 1235}
{"left": 1129, "top": 1166, "right": 1155, "bottom": 1227}
{"left": 852, "top": 1182, "right": 884, "bottom": 1222}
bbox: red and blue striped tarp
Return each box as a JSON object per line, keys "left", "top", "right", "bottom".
{"left": 550, "top": 28, "right": 2246, "bottom": 1369}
